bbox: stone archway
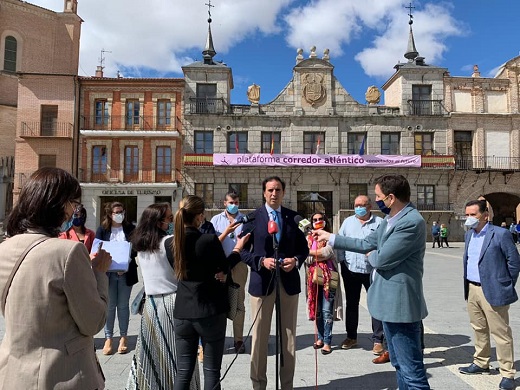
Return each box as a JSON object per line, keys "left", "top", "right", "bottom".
{"left": 481, "top": 192, "right": 520, "bottom": 226}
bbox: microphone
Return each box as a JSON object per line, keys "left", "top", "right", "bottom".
{"left": 268, "top": 219, "right": 278, "bottom": 235}
{"left": 294, "top": 215, "right": 312, "bottom": 234}
{"left": 234, "top": 212, "right": 256, "bottom": 225}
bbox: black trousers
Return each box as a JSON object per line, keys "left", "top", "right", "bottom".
{"left": 174, "top": 312, "right": 226, "bottom": 390}
{"left": 432, "top": 235, "right": 441, "bottom": 247}
{"left": 340, "top": 263, "right": 384, "bottom": 343}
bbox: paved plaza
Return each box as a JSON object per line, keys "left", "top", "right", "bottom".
{"left": 1, "top": 243, "right": 519, "bottom": 389}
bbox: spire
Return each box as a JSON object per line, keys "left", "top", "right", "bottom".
{"left": 404, "top": 2, "right": 419, "bottom": 62}
{"left": 202, "top": 1, "right": 216, "bottom": 65}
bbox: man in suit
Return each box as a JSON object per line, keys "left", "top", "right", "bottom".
{"left": 240, "top": 176, "right": 309, "bottom": 390}
{"left": 314, "top": 174, "right": 430, "bottom": 390}
{"left": 459, "top": 200, "right": 520, "bottom": 390}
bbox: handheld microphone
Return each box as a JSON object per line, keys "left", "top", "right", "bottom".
{"left": 268, "top": 219, "right": 278, "bottom": 235}
{"left": 294, "top": 215, "right": 312, "bottom": 234}
{"left": 234, "top": 212, "right": 256, "bottom": 225}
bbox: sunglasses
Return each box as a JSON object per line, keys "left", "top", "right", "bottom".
{"left": 312, "top": 217, "right": 324, "bottom": 222}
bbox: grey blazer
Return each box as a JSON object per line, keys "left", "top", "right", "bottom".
{"left": 333, "top": 205, "right": 428, "bottom": 323}
{"left": 463, "top": 223, "right": 520, "bottom": 306}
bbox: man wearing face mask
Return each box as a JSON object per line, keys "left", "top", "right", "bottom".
{"left": 210, "top": 191, "right": 248, "bottom": 353}
{"left": 336, "top": 195, "right": 385, "bottom": 358}
{"left": 313, "top": 174, "right": 430, "bottom": 390}
{"left": 459, "top": 200, "right": 520, "bottom": 390}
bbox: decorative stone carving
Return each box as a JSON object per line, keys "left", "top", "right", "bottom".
{"left": 302, "top": 73, "right": 325, "bottom": 106}
{"left": 365, "top": 85, "right": 381, "bottom": 104}
{"left": 296, "top": 48, "right": 304, "bottom": 63}
{"left": 247, "top": 83, "right": 260, "bottom": 104}
{"left": 310, "top": 46, "right": 317, "bottom": 58}
{"left": 323, "top": 48, "right": 330, "bottom": 61}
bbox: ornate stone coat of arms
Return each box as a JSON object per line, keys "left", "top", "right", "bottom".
{"left": 302, "top": 73, "right": 325, "bottom": 106}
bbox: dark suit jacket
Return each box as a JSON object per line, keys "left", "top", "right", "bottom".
{"left": 463, "top": 223, "right": 520, "bottom": 306}
{"left": 173, "top": 227, "right": 241, "bottom": 319}
{"left": 241, "top": 206, "right": 309, "bottom": 297}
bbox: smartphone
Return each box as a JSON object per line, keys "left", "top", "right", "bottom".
{"left": 238, "top": 224, "right": 256, "bottom": 238}
{"left": 97, "top": 241, "right": 103, "bottom": 253}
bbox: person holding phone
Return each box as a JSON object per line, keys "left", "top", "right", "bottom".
{"left": 96, "top": 201, "right": 137, "bottom": 355}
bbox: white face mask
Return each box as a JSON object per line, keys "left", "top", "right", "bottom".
{"left": 113, "top": 212, "right": 125, "bottom": 224}
{"left": 464, "top": 216, "right": 479, "bottom": 229}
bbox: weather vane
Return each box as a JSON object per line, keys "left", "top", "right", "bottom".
{"left": 205, "top": 0, "right": 214, "bottom": 21}
{"left": 405, "top": 2, "right": 415, "bottom": 24}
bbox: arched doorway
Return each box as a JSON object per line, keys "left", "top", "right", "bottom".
{"left": 481, "top": 192, "right": 520, "bottom": 226}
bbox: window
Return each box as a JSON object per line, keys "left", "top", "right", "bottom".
{"left": 454, "top": 131, "right": 473, "bottom": 169}
{"left": 40, "top": 105, "right": 58, "bottom": 136}
{"left": 195, "top": 84, "right": 217, "bottom": 113}
{"left": 194, "top": 131, "right": 213, "bottom": 153}
{"left": 347, "top": 133, "right": 366, "bottom": 155}
{"left": 157, "top": 100, "right": 171, "bottom": 126}
{"left": 92, "top": 146, "right": 107, "bottom": 175}
{"left": 229, "top": 183, "right": 248, "bottom": 205}
{"left": 38, "top": 154, "right": 56, "bottom": 168}
{"left": 124, "top": 146, "right": 139, "bottom": 181}
{"left": 195, "top": 183, "right": 214, "bottom": 207}
{"left": 126, "top": 100, "right": 140, "bottom": 126}
{"left": 156, "top": 146, "right": 171, "bottom": 182}
{"left": 349, "top": 184, "right": 368, "bottom": 207}
{"left": 304, "top": 132, "right": 325, "bottom": 154}
{"left": 3, "top": 36, "right": 17, "bottom": 72}
{"left": 228, "top": 132, "right": 248, "bottom": 153}
{"left": 261, "top": 132, "right": 281, "bottom": 154}
{"left": 414, "top": 133, "right": 433, "bottom": 155}
{"left": 95, "top": 100, "right": 109, "bottom": 126}
{"left": 381, "top": 133, "right": 400, "bottom": 155}
{"left": 411, "top": 85, "right": 432, "bottom": 115}
{"left": 417, "top": 185, "right": 435, "bottom": 208}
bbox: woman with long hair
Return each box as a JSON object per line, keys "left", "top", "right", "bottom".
{"left": 96, "top": 201, "right": 137, "bottom": 355}
{"left": 0, "top": 167, "right": 111, "bottom": 389}
{"left": 58, "top": 204, "right": 96, "bottom": 252}
{"left": 306, "top": 212, "right": 338, "bottom": 355}
{"left": 172, "top": 195, "right": 249, "bottom": 390}
{"left": 127, "top": 202, "right": 200, "bottom": 389}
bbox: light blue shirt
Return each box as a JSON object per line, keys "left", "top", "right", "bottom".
{"left": 210, "top": 211, "right": 244, "bottom": 256}
{"left": 467, "top": 223, "right": 489, "bottom": 283}
{"left": 386, "top": 203, "right": 410, "bottom": 232}
{"left": 265, "top": 204, "right": 282, "bottom": 231}
{"left": 336, "top": 213, "right": 383, "bottom": 274}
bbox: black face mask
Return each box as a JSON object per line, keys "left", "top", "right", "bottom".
{"left": 375, "top": 200, "right": 391, "bottom": 215}
{"left": 72, "top": 216, "right": 85, "bottom": 227}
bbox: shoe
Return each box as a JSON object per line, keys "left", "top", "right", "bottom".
{"left": 499, "top": 377, "right": 516, "bottom": 390}
{"left": 341, "top": 338, "right": 357, "bottom": 350}
{"left": 458, "top": 363, "right": 490, "bottom": 375}
{"left": 313, "top": 341, "right": 324, "bottom": 349}
{"left": 198, "top": 345, "right": 203, "bottom": 362}
{"left": 234, "top": 340, "right": 245, "bottom": 354}
{"left": 102, "top": 338, "right": 113, "bottom": 355}
{"left": 117, "top": 336, "right": 128, "bottom": 354}
{"left": 372, "top": 351, "right": 390, "bottom": 364}
{"left": 321, "top": 345, "right": 332, "bottom": 355}
{"left": 372, "top": 342, "right": 384, "bottom": 355}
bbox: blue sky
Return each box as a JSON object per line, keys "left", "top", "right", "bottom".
{"left": 31, "top": 0, "right": 520, "bottom": 105}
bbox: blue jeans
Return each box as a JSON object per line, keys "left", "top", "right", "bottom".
{"left": 316, "top": 287, "right": 335, "bottom": 345}
{"left": 104, "top": 272, "right": 133, "bottom": 338}
{"left": 383, "top": 321, "right": 430, "bottom": 390}
{"left": 174, "top": 313, "right": 227, "bottom": 390}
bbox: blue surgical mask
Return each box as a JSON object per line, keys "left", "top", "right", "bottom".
{"left": 354, "top": 206, "right": 367, "bottom": 218}
{"left": 464, "top": 216, "right": 479, "bottom": 229}
{"left": 60, "top": 218, "right": 73, "bottom": 232}
{"left": 376, "top": 200, "right": 391, "bottom": 215}
{"left": 165, "top": 222, "right": 174, "bottom": 235}
{"left": 226, "top": 204, "right": 239, "bottom": 215}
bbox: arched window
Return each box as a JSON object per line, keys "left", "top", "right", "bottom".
{"left": 4, "top": 36, "right": 17, "bottom": 72}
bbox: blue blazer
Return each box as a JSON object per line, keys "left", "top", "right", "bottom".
{"left": 241, "top": 206, "right": 309, "bottom": 297}
{"left": 463, "top": 223, "right": 520, "bottom": 306}
{"left": 333, "top": 205, "right": 428, "bottom": 323}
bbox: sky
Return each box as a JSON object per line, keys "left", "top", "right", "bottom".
{"left": 30, "top": 0, "right": 520, "bottom": 105}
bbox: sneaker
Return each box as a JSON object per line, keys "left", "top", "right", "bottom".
{"left": 499, "top": 377, "right": 516, "bottom": 390}
{"left": 341, "top": 338, "right": 357, "bottom": 350}
{"left": 372, "top": 342, "right": 384, "bottom": 355}
{"left": 458, "top": 363, "right": 490, "bottom": 375}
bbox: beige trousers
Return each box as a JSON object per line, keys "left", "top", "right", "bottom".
{"left": 250, "top": 286, "right": 299, "bottom": 390}
{"left": 231, "top": 261, "right": 248, "bottom": 342}
{"left": 467, "top": 283, "right": 515, "bottom": 378}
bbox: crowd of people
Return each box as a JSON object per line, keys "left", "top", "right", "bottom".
{"left": 0, "top": 169, "right": 519, "bottom": 390}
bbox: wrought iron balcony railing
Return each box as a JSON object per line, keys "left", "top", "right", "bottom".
{"left": 80, "top": 115, "right": 177, "bottom": 131}
{"left": 407, "top": 100, "right": 447, "bottom": 116}
{"left": 455, "top": 156, "right": 520, "bottom": 171}
{"left": 20, "top": 122, "right": 73, "bottom": 138}
{"left": 188, "top": 98, "right": 226, "bottom": 114}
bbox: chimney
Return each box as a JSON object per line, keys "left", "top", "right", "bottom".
{"left": 95, "top": 66, "right": 104, "bottom": 78}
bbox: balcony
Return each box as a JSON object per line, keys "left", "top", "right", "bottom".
{"left": 20, "top": 122, "right": 73, "bottom": 138}
{"left": 407, "top": 100, "right": 447, "bottom": 116}
{"left": 188, "top": 98, "right": 226, "bottom": 115}
{"left": 80, "top": 115, "right": 176, "bottom": 131}
{"left": 455, "top": 156, "right": 520, "bottom": 171}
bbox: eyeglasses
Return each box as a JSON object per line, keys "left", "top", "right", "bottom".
{"left": 312, "top": 217, "right": 324, "bottom": 222}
